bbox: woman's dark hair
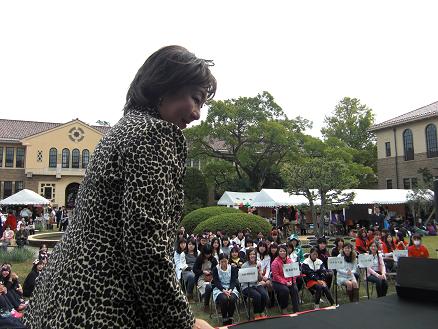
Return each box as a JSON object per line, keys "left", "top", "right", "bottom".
{"left": 309, "top": 247, "right": 318, "bottom": 255}
{"left": 126, "top": 45, "right": 216, "bottom": 112}
{"left": 342, "top": 243, "right": 356, "bottom": 263}
{"left": 211, "top": 237, "right": 221, "bottom": 254}
{"left": 278, "top": 244, "right": 288, "bottom": 254}
{"left": 334, "top": 237, "right": 344, "bottom": 249}
{"left": 383, "top": 235, "right": 395, "bottom": 252}
{"left": 221, "top": 236, "right": 230, "bottom": 247}
{"left": 245, "top": 238, "right": 253, "bottom": 247}
{"left": 368, "top": 242, "right": 380, "bottom": 256}
{"left": 218, "top": 253, "right": 228, "bottom": 262}
{"left": 257, "top": 241, "right": 268, "bottom": 259}
{"left": 176, "top": 238, "right": 187, "bottom": 254}
{"left": 201, "top": 244, "right": 213, "bottom": 258}
{"left": 230, "top": 246, "right": 240, "bottom": 256}
{"left": 287, "top": 240, "right": 295, "bottom": 253}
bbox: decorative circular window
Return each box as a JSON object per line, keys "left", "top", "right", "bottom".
{"left": 68, "top": 127, "right": 85, "bottom": 142}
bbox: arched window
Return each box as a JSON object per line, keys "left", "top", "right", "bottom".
{"left": 82, "top": 149, "right": 90, "bottom": 168}
{"left": 49, "top": 148, "right": 57, "bottom": 168}
{"left": 62, "top": 148, "right": 70, "bottom": 168}
{"left": 426, "top": 124, "right": 438, "bottom": 158}
{"left": 403, "top": 129, "right": 414, "bottom": 161}
{"left": 72, "top": 149, "right": 80, "bottom": 168}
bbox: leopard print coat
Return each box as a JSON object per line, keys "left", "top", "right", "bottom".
{"left": 24, "top": 105, "right": 194, "bottom": 328}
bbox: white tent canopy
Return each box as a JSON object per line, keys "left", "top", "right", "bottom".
{"left": 217, "top": 191, "right": 259, "bottom": 206}
{"left": 343, "top": 189, "right": 433, "bottom": 205}
{"left": 0, "top": 189, "right": 51, "bottom": 206}
{"left": 252, "top": 189, "right": 310, "bottom": 207}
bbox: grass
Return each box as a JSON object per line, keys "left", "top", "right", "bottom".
{"left": 422, "top": 236, "right": 438, "bottom": 258}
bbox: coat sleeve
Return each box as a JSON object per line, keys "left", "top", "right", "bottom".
{"left": 121, "top": 122, "right": 194, "bottom": 329}
{"left": 212, "top": 267, "right": 224, "bottom": 291}
{"left": 229, "top": 267, "right": 238, "bottom": 290}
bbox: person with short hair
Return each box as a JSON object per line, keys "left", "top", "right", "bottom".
{"left": 408, "top": 234, "right": 429, "bottom": 258}
{"left": 337, "top": 243, "right": 359, "bottom": 302}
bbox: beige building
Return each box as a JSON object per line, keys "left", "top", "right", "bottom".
{"left": 0, "top": 119, "right": 110, "bottom": 207}
{"left": 369, "top": 101, "right": 438, "bottom": 189}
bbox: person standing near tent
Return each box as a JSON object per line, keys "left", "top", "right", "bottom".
{"left": 3, "top": 210, "right": 17, "bottom": 232}
{"left": 24, "top": 46, "right": 216, "bottom": 329}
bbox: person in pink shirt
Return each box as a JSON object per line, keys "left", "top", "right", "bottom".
{"left": 271, "top": 244, "right": 300, "bottom": 314}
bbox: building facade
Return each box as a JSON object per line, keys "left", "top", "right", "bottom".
{"left": 0, "top": 119, "right": 109, "bottom": 207}
{"left": 369, "top": 101, "right": 438, "bottom": 189}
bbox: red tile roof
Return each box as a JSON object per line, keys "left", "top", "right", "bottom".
{"left": 0, "top": 119, "right": 111, "bottom": 141}
{"left": 369, "top": 101, "right": 438, "bottom": 131}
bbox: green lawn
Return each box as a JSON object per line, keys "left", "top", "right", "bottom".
{"left": 422, "top": 236, "right": 438, "bottom": 258}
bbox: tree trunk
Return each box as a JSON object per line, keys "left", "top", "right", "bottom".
{"left": 309, "top": 200, "right": 318, "bottom": 237}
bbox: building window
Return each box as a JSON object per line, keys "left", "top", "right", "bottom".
{"left": 5, "top": 147, "right": 14, "bottom": 167}
{"left": 72, "top": 149, "right": 80, "bottom": 168}
{"left": 62, "top": 148, "right": 70, "bottom": 168}
{"left": 15, "top": 147, "right": 25, "bottom": 168}
{"left": 385, "top": 142, "right": 391, "bottom": 157}
{"left": 0, "top": 147, "right": 3, "bottom": 167}
{"left": 411, "top": 178, "right": 418, "bottom": 188}
{"left": 82, "top": 149, "right": 89, "bottom": 168}
{"left": 3, "top": 181, "right": 12, "bottom": 198}
{"left": 15, "top": 181, "right": 24, "bottom": 193}
{"left": 43, "top": 186, "right": 53, "bottom": 200}
{"left": 37, "top": 150, "right": 43, "bottom": 162}
{"left": 386, "top": 179, "right": 393, "bottom": 189}
{"left": 403, "top": 129, "right": 414, "bottom": 161}
{"left": 403, "top": 178, "right": 410, "bottom": 189}
{"left": 426, "top": 124, "right": 438, "bottom": 158}
{"left": 49, "top": 148, "right": 57, "bottom": 168}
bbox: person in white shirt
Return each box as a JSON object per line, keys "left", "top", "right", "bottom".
{"left": 232, "top": 231, "right": 245, "bottom": 248}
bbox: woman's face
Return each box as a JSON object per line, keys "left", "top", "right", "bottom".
{"left": 159, "top": 87, "right": 205, "bottom": 129}
{"left": 213, "top": 241, "right": 219, "bottom": 249}
{"left": 220, "top": 258, "right": 228, "bottom": 268}
{"left": 270, "top": 247, "right": 277, "bottom": 255}
{"left": 343, "top": 245, "right": 352, "bottom": 256}
{"left": 338, "top": 241, "right": 344, "bottom": 249}
{"left": 223, "top": 240, "right": 229, "bottom": 247}
{"left": 386, "top": 235, "right": 393, "bottom": 243}
{"left": 36, "top": 264, "right": 44, "bottom": 271}
{"left": 231, "top": 251, "right": 238, "bottom": 258}
{"left": 188, "top": 242, "right": 195, "bottom": 250}
{"left": 291, "top": 240, "right": 297, "bottom": 247}
{"left": 179, "top": 242, "right": 186, "bottom": 251}
{"left": 249, "top": 252, "right": 256, "bottom": 263}
{"left": 310, "top": 251, "right": 318, "bottom": 261}
{"left": 370, "top": 244, "right": 377, "bottom": 254}
{"left": 258, "top": 246, "right": 266, "bottom": 254}
{"left": 1, "top": 268, "right": 9, "bottom": 278}
{"left": 279, "top": 248, "right": 287, "bottom": 259}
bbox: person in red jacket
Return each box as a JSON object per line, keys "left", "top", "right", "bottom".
{"left": 3, "top": 210, "right": 17, "bottom": 232}
{"left": 355, "top": 228, "right": 369, "bottom": 254}
{"left": 408, "top": 234, "right": 429, "bottom": 258}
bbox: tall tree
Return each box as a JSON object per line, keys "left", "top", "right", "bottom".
{"left": 321, "top": 97, "right": 377, "bottom": 187}
{"left": 185, "top": 92, "right": 311, "bottom": 191}
{"left": 183, "top": 167, "right": 208, "bottom": 215}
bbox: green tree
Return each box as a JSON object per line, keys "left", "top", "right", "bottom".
{"left": 185, "top": 91, "right": 310, "bottom": 191}
{"left": 183, "top": 167, "right": 208, "bottom": 215}
{"left": 321, "top": 97, "right": 377, "bottom": 188}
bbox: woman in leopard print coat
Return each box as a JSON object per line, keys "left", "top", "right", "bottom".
{"left": 24, "top": 46, "right": 216, "bottom": 329}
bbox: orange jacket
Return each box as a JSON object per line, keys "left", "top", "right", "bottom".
{"left": 408, "top": 245, "right": 429, "bottom": 258}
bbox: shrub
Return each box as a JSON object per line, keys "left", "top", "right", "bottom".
{"left": 0, "top": 247, "right": 35, "bottom": 263}
{"left": 181, "top": 206, "right": 241, "bottom": 234}
{"left": 193, "top": 213, "right": 272, "bottom": 238}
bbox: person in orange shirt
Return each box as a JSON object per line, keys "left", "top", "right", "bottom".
{"left": 408, "top": 234, "right": 429, "bottom": 258}
{"left": 395, "top": 232, "right": 408, "bottom": 250}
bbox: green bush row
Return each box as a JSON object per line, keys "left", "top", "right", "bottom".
{"left": 180, "top": 206, "right": 241, "bottom": 234}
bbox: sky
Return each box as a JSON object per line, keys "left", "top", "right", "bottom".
{"left": 1, "top": 0, "right": 437, "bottom": 137}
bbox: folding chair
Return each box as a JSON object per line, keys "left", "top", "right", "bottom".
{"left": 239, "top": 283, "right": 270, "bottom": 320}
{"left": 211, "top": 292, "right": 240, "bottom": 325}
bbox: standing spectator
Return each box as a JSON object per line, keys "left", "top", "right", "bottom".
{"left": 299, "top": 212, "right": 307, "bottom": 236}
{"left": 366, "top": 242, "right": 388, "bottom": 297}
{"left": 337, "top": 243, "right": 359, "bottom": 302}
{"left": 241, "top": 249, "right": 269, "bottom": 319}
{"left": 408, "top": 234, "right": 429, "bottom": 258}
{"left": 271, "top": 244, "right": 300, "bottom": 314}
{"left": 23, "top": 260, "right": 44, "bottom": 298}
{"left": 3, "top": 210, "right": 17, "bottom": 232}
{"left": 212, "top": 254, "right": 239, "bottom": 326}
{"left": 55, "top": 207, "right": 62, "bottom": 230}
{"left": 0, "top": 226, "right": 14, "bottom": 251}
{"left": 15, "top": 225, "right": 29, "bottom": 247}
{"left": 301, "top": 248, "right": 335, "bottom": 309}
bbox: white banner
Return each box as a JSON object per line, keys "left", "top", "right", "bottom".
{"left": 328, "top": 257, "right": 345, "bottom": 270}
{"left": 283, "top": 262, "right": 300, "bottom": 278}
{"left": 238, "top": 267, "right": 258, "bottom": 283}
{"left": 358, "top": 254, "right": 373, "bottom": 268}
{"left": 393, "top": 249, "right": 408, "bottom": 262}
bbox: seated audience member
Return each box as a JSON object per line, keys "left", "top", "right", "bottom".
{"left": 221, "top": 236, "right": 232, "bottom": 258}
{"left": 395, "top": 232, "right": 408, "bottom": 250}
{"left": 174, "top": 238, "right": 188, "bottom": 282}
{"left": 271, "top": 244, "right": 300, "bottom": 314}
{"left": 255, "top": 231, "right": 264, "bottom": 244}
{"left": 181, "top": 238, "right": 199, "bottom": 300}
{"left": 331, "top": 237, "right": 344, "bottom": 257}
{"left": 229, "top": 246, "right": 244, "bottom": 269}
{"left": 382, "top": 234, "right": 396, "bottom": 272}
{"left": 197, "top": 234, "right": 208, "bottom": 253}
{"left": 0, "top": 226, "right": 14, "bottom": 251}
{"left": 212, "top": 253, "right": 239, "bottom": 326}
{"left": 408, "top": 234, "right": 429, "bottom": 258}
{"left": 257, "top": 241, "right": 271, "bottom": 288}
{"left": 337, "top": 243, "right": 359, "bottom": 302}
{"left": 193, "top": 244, "right": 217, "bottom": 311}
{"left": 239, "top": 238, "right": 255, "bottom": 260}
{"left": 366, "top": 242, "right": 388, "bottom": 297}
{"left": 355, "top": 228, "right": 369, "bottom": 254}
{"left": 232, "top": 231, "right": 246, "bottom": 248}
{"left": 211, "top": 237, "right": 223, "bottom": 261}
{"left": 26, "top": 218, "right": 36, "bottom": 236}
{"left": 23, "top": 260, "right": 44, "bottom": 298}
{"left": 0, "top": 264, "right": 26, "bottom": 311}
{"left": 373, "top": 231, "right": 384, "bottom": 251}
{"left": 315, "top": 237, "right": 333, "bottom": 288}
{"left": 268, "top": 242, "right": 279, "bottom": 265}
{"left": 288, "top": 234, "right": 304, "bottom": 263}
{"left": 241, "top": 249, "right": 269, "bottom": 319}
{"left": 302, "top": 248, "right": 335, "bottom": 309}
{"left": 15, "top": 225, "right": 29, "bottom": 247}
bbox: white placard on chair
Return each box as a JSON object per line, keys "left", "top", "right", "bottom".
{"left": 358, "top": 254, "right": 373, "bottom": 268}
{"left": 238, "top": 267, "right": 258, "bottom": 283}
{"left": 393, "top": 249, "right": 408, "bottom": 262}
{"left": 283, "top": 262, "right": 300, "bottom": 278}
{"left": 328, "top": 257, "right": 345, "bottom": 270}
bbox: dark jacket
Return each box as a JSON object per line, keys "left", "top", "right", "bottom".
{"left": 301, "top": 258, "right": 328, "bottom": 283}
{"left": 316, "top": 246, "right": 330, "bottom": 268}
{"left": 193, "top": 255, "right": 218, "bottom": 283}
{"left": 23, "top": 268, "right": 39, "bottom": 298}
{"left": 212, "top": 266, "right": 238, "bottom": 291}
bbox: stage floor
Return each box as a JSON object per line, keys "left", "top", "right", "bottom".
{"left": 225, "top": 294, "right": 437, "bottom": 329}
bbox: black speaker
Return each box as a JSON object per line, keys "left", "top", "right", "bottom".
{"left": 396, "top": 257, "right": 438, "bottom": 302}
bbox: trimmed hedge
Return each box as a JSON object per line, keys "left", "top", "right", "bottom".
{"left": 181, "top": 206, "right": 241, "bottom": 234}
{"left": 193, "top": 213, "right": 272, "bottom": 237}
